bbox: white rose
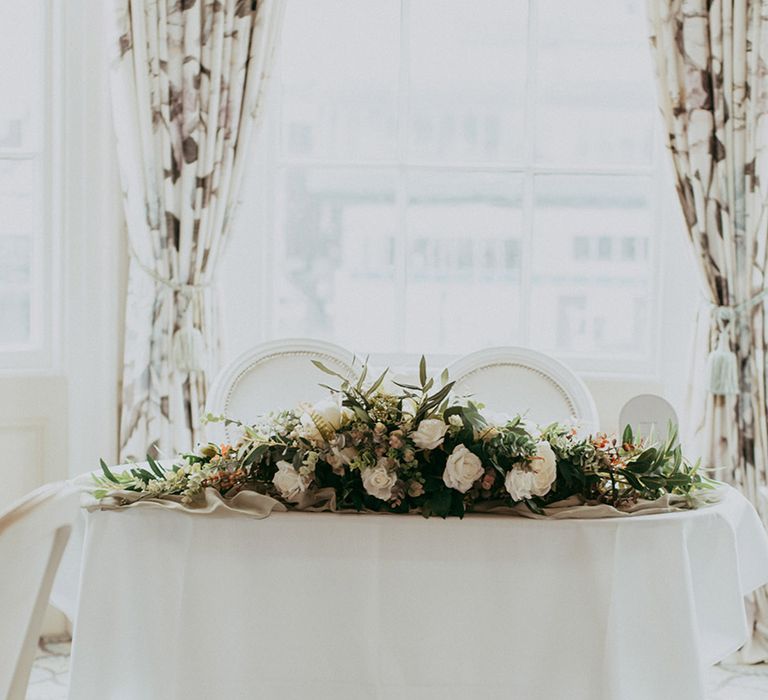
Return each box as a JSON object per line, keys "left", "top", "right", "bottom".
{"left": 442, "top": 444, "right": 484, "bottom": 493}
{"left": 504, "top": 468, "right": 536, "bottom": 501}
{"left": 272, "top": 460, "right": 307, "bottom": 500}
{"left": 361, "top": 462, "right": 398, "bottom": 501}
{"left": 299, "top": 396, "right": 352, "bottom": 442}
{"left": 503, "top": 441, "right": 557, "bottom": 501}
{"left": 299, "top": 412, "right": 322, "bottom": 442}
{"left": 411, "top": 418, "right": 448, "bottom": 450}
{"left": 530, "top": 441, "right": 557, "bottom": 496}
{"left": 315, "top": 396, "right": 352, "bottom": 429}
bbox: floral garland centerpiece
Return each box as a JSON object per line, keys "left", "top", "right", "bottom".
{"left": 94, "top": 359, "right": 712, "bottom": 518}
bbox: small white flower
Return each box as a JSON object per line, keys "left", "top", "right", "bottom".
{"left": 442, "top": 444, "right": 484, "bottom": 493}
{"left": 448, "top": 414, "right": 464, "bottom": 428}
{"left": 361, "top": 461, "right": 398, "bottom": 501}
{"left": 146, "top": 480, "right": 165, "bottom": 496}
{"left": 272, "top": 460, "right": 308, "bottom": 500}
{"left": 411, "top": 418, "right": 448, "bottom": 450}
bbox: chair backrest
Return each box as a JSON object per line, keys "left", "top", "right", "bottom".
{"left": 206, "top": 338, "right": 358, "bottom": 444}
{"left": 0, "top": 482, "right": 80, "bottom": 700}
{"left": 618, "top": 394, "right": 678, "bottom": 442}
{"left": 448, "top": 346, "right": 599, "bottom": 432}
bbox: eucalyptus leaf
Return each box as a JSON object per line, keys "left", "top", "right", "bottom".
{"left": 99, "top": 458, "right": 119, "bottom": 484}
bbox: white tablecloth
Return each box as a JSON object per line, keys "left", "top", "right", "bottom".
{"left": 65, "top": 486, "right": 768, "bottom": 700}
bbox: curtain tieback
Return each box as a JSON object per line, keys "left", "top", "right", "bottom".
{"left": 705, "top": 289, "right": 768, "bottom": 396}
{"left": 129, "top": 242, "right": 209, "bottom": 374}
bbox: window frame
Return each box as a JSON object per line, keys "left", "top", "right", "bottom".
{"left": 0, "top": 0, "right": 60, "bottom": 371}
{"left": 240, "top": 0, "right": 683, "bottom": 382}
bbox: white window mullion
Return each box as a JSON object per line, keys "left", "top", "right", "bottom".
{"left": 276, "top": 157, "right": 655, "bottom": 178}
{"left": 648, "top": 103, "right": 667, "bottom": 380}
{"left": 518, "top": 0, "right": 539, "bottom": 347}
{"left": 393, "top": 0, "right": 411, "bottom": 354}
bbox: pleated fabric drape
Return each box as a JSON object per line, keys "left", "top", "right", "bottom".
{"left": 109, "top": 0, "right": 285, "bottom": 461}
{"left": 647, "top": 0, "right": 768, "bottom": 661}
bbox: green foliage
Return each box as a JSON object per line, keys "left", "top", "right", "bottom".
{"left": 94, "top": 360, "right": 712, "bottom": 517}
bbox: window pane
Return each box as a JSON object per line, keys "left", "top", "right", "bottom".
{"left": 0, "top": 159, "right": 43, "bottom": 235}
{"left": 273, "top": 168, "right": 398, "bottom": 348}
{"left": 530, "top": 175, "right": 653, "bottom": 360}
{"left": 404, "top": 172, "right": 524, "bottom": 353}
{"left": 0, "top": 236, "right": 31, "bottom": 284}
{"left": 534, "top": 0, "right": 655, "bottom": 166}
{"left": 0, "top": 1, "right": 43, "bottom": 151}
{"left": 0, "top": 290, "right": 30, "bottom": 344}
{"left": 279, "top": 0, "right": 400, "bottom": 161}
{"left": 408, "top": 0, "right": 528, "bottom": 164}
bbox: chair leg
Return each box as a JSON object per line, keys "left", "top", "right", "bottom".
{"left": 7, "top": 525, "right": 72, "bottom": 700}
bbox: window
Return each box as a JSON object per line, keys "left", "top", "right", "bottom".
{"left": 0, "top": 0, "right": 51, "bottom": 366}
{"left": 223, "top": 0, "right": 666, "bottom": 374}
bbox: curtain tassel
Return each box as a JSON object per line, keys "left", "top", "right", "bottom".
{"left": 172, "top": 304, "right": 206, "bottom": 374}
{"left": 707, "top": 308, "right": 739, "bottom": 396}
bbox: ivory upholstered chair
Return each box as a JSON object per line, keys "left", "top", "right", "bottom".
{"left": 206, "top": 338, "right": 358, "bottom": 444}
{"left": 0, "top": 483, "right": 80, "bottom": 700}
{"left": 448, "top": 346, "right": 599, "bottom": 432}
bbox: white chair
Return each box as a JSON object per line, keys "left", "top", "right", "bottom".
{"left": 448, "top": 346, "right": 599, "bottom": 432}
{"left": 618, "top": 394, "right": 678, "bottom": 442}
{"left": 206, "top": 338, "right": 358, "bottom": 443}
{"left": 0, "top": 482, "right": 80, "bottom": 700}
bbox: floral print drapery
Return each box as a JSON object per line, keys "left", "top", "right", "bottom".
{"left": 110, "top": 0, "right": 284, "bottom": 461}
{"left": 647, "top": 0, "right": 768, "bottom": 660}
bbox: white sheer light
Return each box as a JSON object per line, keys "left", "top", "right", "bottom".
{"left": 222, "top": 0, "right": 662, "bottom": 373}
{"left": 0, "top": 0, "right": 45, "bottom": 353}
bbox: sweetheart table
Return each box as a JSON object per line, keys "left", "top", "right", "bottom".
{"left": 65, "top": 485, "right": 768, "bottom": 700}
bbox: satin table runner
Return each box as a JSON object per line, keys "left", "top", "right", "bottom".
{"left": 68, "top": 486, "right": 768, "bottom": 700}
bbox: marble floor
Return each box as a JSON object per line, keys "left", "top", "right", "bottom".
{"left": 24, "top": 638, "right": 768, "bottom": 699}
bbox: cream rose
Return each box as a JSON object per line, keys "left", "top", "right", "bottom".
{"left": 299, "top": 396, "right": 352, "bottom": 442}
{"left": 272, "top": 460, "right": 307, "bottom": 500}
{"left": 504, "top": 469, "right": 536, "bottom": 501}
{"left": 411, "top": 418, "right": 448, "bottom": 450}
{"left": 503, "top": 441, "right": 557, "bottom": 501}
{"left": 361, "top": 460, "right": 398, "bottom": 501}
{"left": 442, "top": 444, "right": 484, "bottom": 493}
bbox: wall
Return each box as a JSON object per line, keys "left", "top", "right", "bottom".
{"left": 0, "top": 0, "right": 124, "bottom": 635}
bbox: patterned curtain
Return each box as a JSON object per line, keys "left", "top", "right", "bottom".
{"left": 647, "top": 0, "right": 768, "bottom": 661}
{"left": 109, "top": 0, "right": 285, "bottom": 461}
